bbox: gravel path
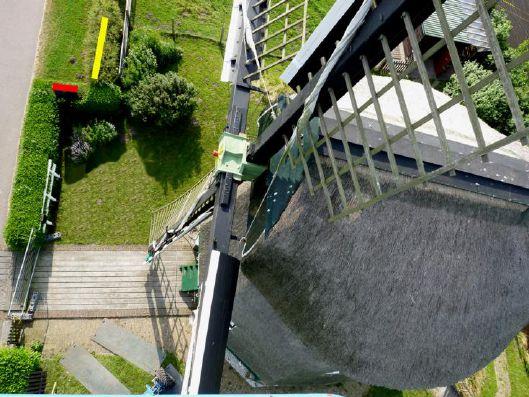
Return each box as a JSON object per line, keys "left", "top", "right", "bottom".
{"left": 494, "top": 352, "right": 511, "bottom": 397}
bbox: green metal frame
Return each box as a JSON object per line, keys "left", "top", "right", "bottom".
{"left": 180, "top": 263, "right": 199, "bottom": 292}
{"left": 215, "top": 132, "right": 266, "bottom": 181}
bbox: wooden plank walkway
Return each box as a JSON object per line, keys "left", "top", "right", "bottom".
{"left": 32, "top": 244, "right": 196, "bottom": 318}
{"left": 0, "top": 250, "right": 13, "bottom": 311}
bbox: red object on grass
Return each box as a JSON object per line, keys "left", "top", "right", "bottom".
{"left": 52, "top": 83, "right": 79, "bottom": 93}
{"left": 212, "top": 150, "right": 219, "bottom": 158}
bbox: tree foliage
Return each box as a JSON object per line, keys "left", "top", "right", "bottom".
{"left": 444, "top": 8, "right": 529, "bottom": 135}
{"left": 444, "top": 61, "right": 512, "bottom": 133}
{"left": 491, "top": 7, "right": 512, "bottom": 53}
{"left": 121, "top": 44, "right": 158, "bottom": 88}
{"left": 130, "top": 29, "right": 183, "bottom": 69}
{"left": 0, "top": 347, "right": 41, "bottom": 393}
{"left": 81, "top": 120, "right": 118, "bottom": 146}
{"left": 126, "top": 72, "right": 198, "bottom": 127}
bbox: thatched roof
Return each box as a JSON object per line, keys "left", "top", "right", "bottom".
{"left": 240, "top": 159, "right": 529, "bottom": 389}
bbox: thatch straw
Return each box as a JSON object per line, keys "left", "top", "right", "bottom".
{"left": 241, "top": 158, "right": 529, "bottom": 389}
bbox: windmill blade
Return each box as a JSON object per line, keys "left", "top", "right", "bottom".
{"left": 223, "top": 0, "right": 308, "bottom": 83}
{"left": 244, "top": 0, "right": 529, "bottom": 253}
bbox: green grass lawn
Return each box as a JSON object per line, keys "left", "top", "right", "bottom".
{"left": 37, "top": 0, "right": 91, "bottom": 82}
{"left": 56, "top": 37, "right": 229, "bottom": 244}
{"left": 480, "top": 360, "right": 498, "bottom": 397}
{"left": 41, "top": 356, "right": 89, "bottom": 394}
{"left": 42, "top": 353, "right": 153, "bottom": 394}
{"left": 96, "top": 354, "right": 153, "bottom": 393}
{"left": 506, "top": 339, "right": 529, "bottom": 397}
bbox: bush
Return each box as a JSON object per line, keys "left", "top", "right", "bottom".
{"left": 121, "top": 44, "right": 158, "bottom": 88}
{"left": 84, "top": 0, "right": 122, "bottom": 82}
{"left": 30, "top": 341, "right": 44, "bottom": 353}
{"left": 4, "top": 79, "right": 60, "bottom": 249}
{"left": 0, "top": 347, "right": 41, "bottom": 393}
{"left": 75, "top": 81, "right": 122, "bottom": 115}
{"left": 69, "top": 120, "right": 117, "bottom": 163}
{"left": 491, "top": 7, "right": 512, "bottom": 54}
{"left": 443, "top": 61, "right": 512, "bottom": 134}
{"left": 126, "top": 72, "right": 198, "bottom": 127}
{"left": 81, "top": 120, "right": 118, "bottom": 146}
{"left": 70, "top": 135, "right": 93, "bottom": 164}
{"left": 130, "top": 29, "right": 182, "bottom": 68}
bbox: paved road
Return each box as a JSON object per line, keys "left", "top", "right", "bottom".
{"left": 0, "top": 0, "right": 46, "bottom": 246}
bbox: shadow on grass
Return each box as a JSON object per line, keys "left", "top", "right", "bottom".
{"left": 63, "top": 117, "right": 128, "bottom": 184}
{"left": 132, "top": 118, "right": 205, "bottom": 194}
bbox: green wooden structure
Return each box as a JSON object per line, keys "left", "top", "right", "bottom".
{"left": 180, "top": 263, "right": 199, "bottom": 292}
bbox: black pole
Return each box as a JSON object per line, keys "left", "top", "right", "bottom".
{"left": 183, "top": 1, "right": 261, "bottom": 394}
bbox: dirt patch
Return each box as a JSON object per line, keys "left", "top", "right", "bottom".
{"left": 220, "top": 363, "right": 369, "bottom": 395}
{"left": 24, "top": 316, "right": 192, "bottom": 360}
{"left": 494, "top": 352, "right": 511, "bottom": 397}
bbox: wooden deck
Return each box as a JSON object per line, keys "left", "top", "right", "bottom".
{"left": 0, "top": 250, "right": 13, "bottom": 311}
{"left": 32, "top": 244, "right": 196, "bottom": 318}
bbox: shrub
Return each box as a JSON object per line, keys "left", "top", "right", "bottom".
{"left": 126, "top": 72, "right": 198, "bottom": 127}
{"left": 30, "top": 341, "right": 44, "bottom": 353}
{"left": 508, "top": 39, "right": 529, "bottom": 122}
{"left": 130, "top": 29, "right": 182, "bottom": 68}
{"left": 75, "top": 81, "right": 122, "bottom": 115}
{"left": 81, "top": 120, "right": 118, "bottom": 146}
{"left": 4, "top": 79, "right": 60, "bottom": 249}
{"left": 443, "top": 61, "right": 512, "bottom": 134}
{"left": 84, "top": 0, "right": 122, "bottom": 82}
{"left": 491, "top": 7, "right": 512, "bottom": 54}
{"left": 70, "top": 135, "right": 93, "bottom": 164}
{"left": 121, "top": 44, "right": 158, "bottom": 88}
{"left": 0, "top": 347, "right": 41, "bottom": 393}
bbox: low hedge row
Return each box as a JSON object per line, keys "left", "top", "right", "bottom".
{"left": 74, "top": 81, "right": 122, "bottom": 115}
{"left": 0, "top": 347, "right": 41, "bottom": 393}
{"left": 3, "top": 79, "right": 60, "bottom": 249}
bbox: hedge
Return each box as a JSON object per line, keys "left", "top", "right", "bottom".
{"left": 3, "top": 79, "right": 60, "bottom": 249}
{"left": 74, "top": 81, "right": 122, "bottom": 115}
{"left": 130, "top": 28, "right": 183, "bottom": 69}
{"left": 0, "top": 347, "right": 41, "bottom": 393}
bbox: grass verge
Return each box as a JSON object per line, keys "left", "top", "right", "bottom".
{"left": 41, "top": 356, "right": 89, "bottom": 394}
{"left": 480, "top": 360, "right": 498, "bottom": 397}
{"left": 37, "top": 0, "right": 91, "bottom": 82}
{"left": 96, "top": 354, "right": 153, "bottom": 393}
{"left": 506, "top": 338, "right": 529, "bottom": 397}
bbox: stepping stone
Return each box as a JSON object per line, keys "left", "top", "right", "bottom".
{"left": 92, "top": 320, "right": 166, "bottom": 374}
{"left": 61, "top": 345, "right": 129, "bottom": 395}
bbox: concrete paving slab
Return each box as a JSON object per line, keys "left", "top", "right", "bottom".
{"left": 61, "top": 345, "right": 130, "bottom": 395}
{"left": 92, "top": 320, "right": 166, "bottom": 374}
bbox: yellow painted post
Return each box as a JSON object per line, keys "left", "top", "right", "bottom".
{"left": 91, "top": 17, "right": 109, "bottom": 80}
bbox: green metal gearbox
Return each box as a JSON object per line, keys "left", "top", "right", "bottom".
{"left": 215, "top": 132, "right": 266, "bottom": 181}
